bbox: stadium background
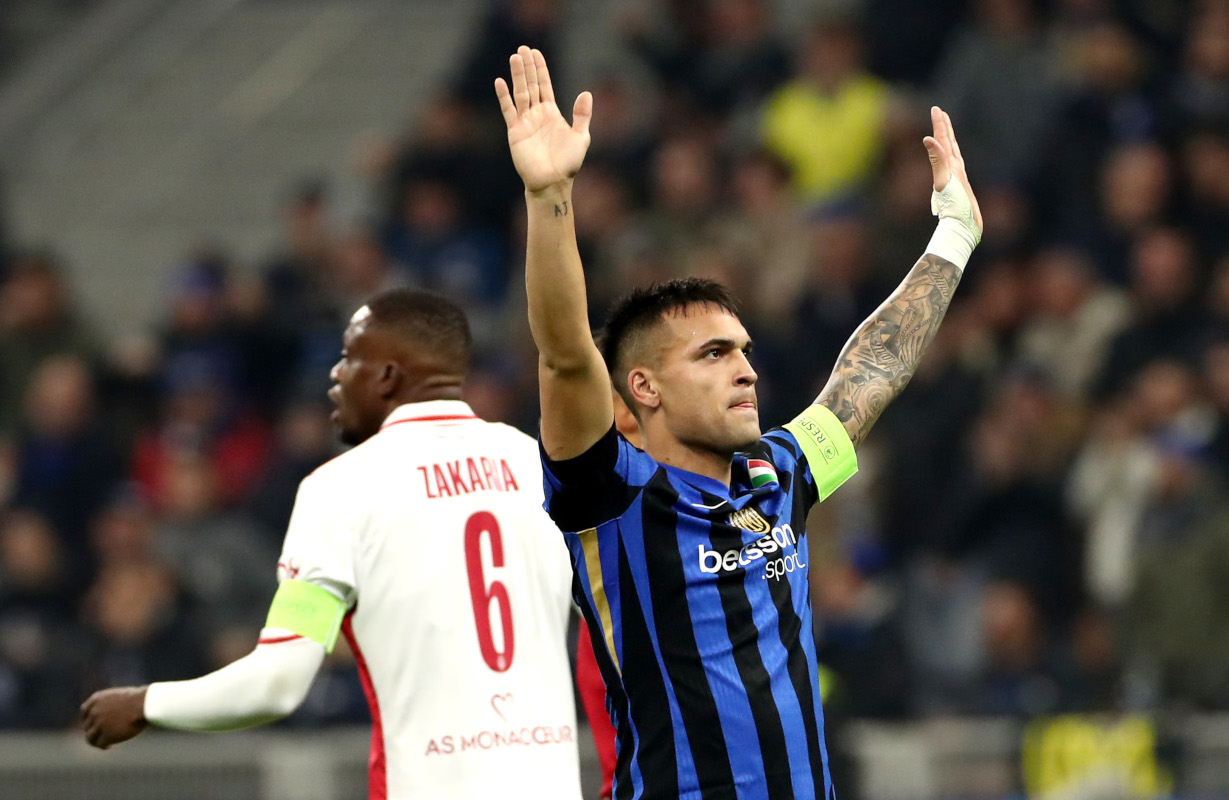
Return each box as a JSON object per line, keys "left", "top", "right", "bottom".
{"left": 1, "top": 0, "right": 1228, "bottom": 797}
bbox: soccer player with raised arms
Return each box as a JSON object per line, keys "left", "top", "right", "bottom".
{"left": 495, "top": 46, "right": 982, "bottom": 800}
{"left": 81, "top": 289, "right": 586, "bottom": 800}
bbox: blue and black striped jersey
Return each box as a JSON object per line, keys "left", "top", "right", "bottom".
{"left": 542, "top": 406, "right": 858, "bottom": 800}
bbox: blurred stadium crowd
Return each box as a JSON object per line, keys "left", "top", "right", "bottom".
{"left": 1, "top": 0, "right": 1228, "bottom": 737}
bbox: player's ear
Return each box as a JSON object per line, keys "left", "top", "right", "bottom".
{"left": 627, "top": 368, "right": 660, "bottom": 410}
{"left": 377, "top": 361, "right": 402, "bottom": 399}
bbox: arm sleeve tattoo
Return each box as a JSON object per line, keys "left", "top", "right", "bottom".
{"left": 816, "top": 253, "right": 963, "bottom": 447}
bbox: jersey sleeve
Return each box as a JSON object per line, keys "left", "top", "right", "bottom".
{"left": 766, "top": 404, "right": 859, "bottom": 506}
{"left": 276, "top": 470, "right": 359, "bottom": 609}
{"left": 541, "top": 425, "right": 656, "bottom": 533}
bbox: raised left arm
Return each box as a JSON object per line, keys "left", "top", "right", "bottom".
{"left": 816, "top": 107, "right": 982, "bottom": 446}
{"left": 816, "top": 253, "right": 963, "bottom": 446}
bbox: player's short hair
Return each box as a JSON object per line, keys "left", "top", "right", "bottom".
{"left": 364, "top": 288, "right": 472, "bottom": 370}
{"left": 600, "top": 278, "right": 740, "bottom": 409}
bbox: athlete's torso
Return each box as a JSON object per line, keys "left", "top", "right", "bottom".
{"left": 546, "top": 426, "right": 844, "bottom": 800}
{"left": 283, "top": 401, "right": 582, "bottom": 800}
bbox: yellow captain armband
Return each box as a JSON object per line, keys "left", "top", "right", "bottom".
{"left": 783, "top": 405, "right": 858, "bottom": 502}
{"left": 264, "top": 580, "right": 347, "bottom": 653}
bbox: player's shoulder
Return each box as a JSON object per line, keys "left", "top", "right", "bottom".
{"left": 300, "top": 442, "right": 370, "bottom": 490}
{"left": 756, "top": 426, "right": 805, "bottom": 466}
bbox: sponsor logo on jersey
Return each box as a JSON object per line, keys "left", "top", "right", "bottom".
{"left": 698, "top": 522, "right": 802, "bottom": 580}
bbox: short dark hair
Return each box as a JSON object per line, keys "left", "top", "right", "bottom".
{"left": 600, "top": 278, "right": 740, "bottom": 405}
{"left": 364, "top": 288, "right": 472, "bottom": 368}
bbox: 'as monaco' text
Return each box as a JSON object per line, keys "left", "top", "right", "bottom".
{"left": 417, "top": 458, "right": 520, "bottom": 499}
{"left": 424, "top": 725, "right": 574, "bottom": 756}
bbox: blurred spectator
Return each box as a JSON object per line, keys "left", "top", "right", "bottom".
{"left": 382, "top": 174, "right": 507, "bottom": 342}
{"left": 0, "top": 251, "right": 100, "bottom": 434}
{"left": 1015, "top": 246, "right": 1133, "bottom": 402}
{"left": 1167, "top": 0, "right": 1229, "bottom": 131}
{"left": 152, "top": 454, "right": 276, "bottom": 668}
{"left": 626, "top": 0, "right": 791, "bottom": 123}
{"left": 12, "top": 355, "right": 123, "bottom": 551}
{"left": 767, "top": 207, "right": 885, "bottom": 420}
{"left": 1179, "top": 128, "right": 1229, "bottom": 260}
{"left": 637, "top": 132, "right": 724, "bottom": 266}
{"left": 245, "top": 399, "right": 337, "bottom": 540}
{"left": 583, "top": 74, "right": 658, "bottom": 204}
{"left": 1070, "top": 359, "right": 1217, "bottom": 609}
{"left": 386, "top": 93, "right": 522, "bottom": 245}
{"left": 331, "top": 226, "right": 409, "bottom": 317}
{"left": 262, "top": 182, "right": 337, "bottom": 335}
{"left": 0, "top": 509, "right": 89, "bottom": 728}
{"left": 1126, "top": 428, "right": 1229, "bottom": 707}
{"left": 976, "top": 581, "right": 1075, "bottom": 717}
{"left": 1087, "top": 142, "right": 1175, "bottom": 281}
{"left": 932, "top": 0, "right": 1062, "bottom": 185}
{"left": 80, "top": 558, "right": 203, "bottom": 696}
{"left": 760, "top": 16, "right": 893, "bottom": 205}
{"left": 861, "top": 0, "right": 965, "bottom": 86}
{"left": 711, "top": 149, "right": 811, "bottom": 325}
{"left": 130, "top": 354, "right": 273, "bottom": 511}
{"left": 1094, "top": 228, "right": 1209, "bottom": 399}
{"left": 451, "top": 0, "right": 562, "bottom": 107}
{"left": 812, "top": 554, "right": 911, "bottom": 719}
{"left": 1037, "top": 22, "right": 1160, "bottom": 240}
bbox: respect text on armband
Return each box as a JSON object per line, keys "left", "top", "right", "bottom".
{"left": 792, "top": 416, "right": 837, "bottom": 463}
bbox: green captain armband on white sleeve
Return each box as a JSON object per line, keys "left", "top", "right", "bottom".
{"left": 265, "top": 580, "right": 347, "bottom": 652}
{"left": 783, "top": 404, "right": 858, "bottom": 502}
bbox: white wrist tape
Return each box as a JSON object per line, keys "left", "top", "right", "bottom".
{"left": 925, "top": 177, "right": 981, "bottom": 271}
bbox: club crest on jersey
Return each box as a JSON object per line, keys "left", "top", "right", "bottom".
{"left": 727, "top": 506, "right": 771, "bottom": 534}
{"left": 747, "top": 459, "right": 777, "bottom": 489}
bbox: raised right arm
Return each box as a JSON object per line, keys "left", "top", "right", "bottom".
{"left": 497, "top": 47, "right": 613, "bottom": 460}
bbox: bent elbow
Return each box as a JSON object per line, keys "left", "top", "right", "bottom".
{"left": 267, "top": 674, "right": 313, "bottom": 717}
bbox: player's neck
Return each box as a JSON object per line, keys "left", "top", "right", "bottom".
{"left": 401, "top": 381, "right": 464, "bottom": 405}
{"left": 644, "top": 437, "right": 733, "bottom": 487}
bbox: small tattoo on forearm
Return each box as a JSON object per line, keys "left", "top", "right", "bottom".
{"left": 554, "top": 201, "right": 569, "bottom": 217}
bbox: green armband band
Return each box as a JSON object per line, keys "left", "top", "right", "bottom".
{"left": 784, "top": 404, "right": 858, "bottom": 501}
{"left": 265, "top": 580, "right": 346, "bottom": 653}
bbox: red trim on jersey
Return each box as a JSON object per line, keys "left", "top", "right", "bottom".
{"left": 380, "top": 414, "right": 477, "bottom": 430}
{"left": 576, "top": 618, "right": 617, "bottom": 800}
{"left": 344, "top": 613, "right": 386, "bottom": 800}
{"left": 258, "top": 633, "right": 304, "bottom": 645}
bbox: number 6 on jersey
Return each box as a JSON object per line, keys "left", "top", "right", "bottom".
{"left": 464, "top": 511, "right": 515, "bottom": 671}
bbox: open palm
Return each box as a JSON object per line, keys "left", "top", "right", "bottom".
{"left": 495, "top": 46, "right": 592, "bottom": 193}
{"left": 923, "top": 106, "right": 983, "bottom": 235}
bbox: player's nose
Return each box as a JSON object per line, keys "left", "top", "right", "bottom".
{"left": 734, "top": 351, "right": 757, "bottom": 386}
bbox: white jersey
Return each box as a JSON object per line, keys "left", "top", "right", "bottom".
{"left": 278, "top": 400, "right": 581, "bottom": 800}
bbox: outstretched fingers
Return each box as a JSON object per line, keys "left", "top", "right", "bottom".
{"left": 923, "top": 135, "right": 950, "bottom": 191}
{"left": 520, "top": 45, "right": 540, "bottom": 106}
{"left": 937, "top": 108, "right": 968, "bottom": 180}
{"left": 510, "top": 51, "right": 530, "bottom": 114}
{"left": 494, "top": 77, "right": 517, "bottom": 128}
{"left": 533, "top": 49, "right": 555, "bottom": 104}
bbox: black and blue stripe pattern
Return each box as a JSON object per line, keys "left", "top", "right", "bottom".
{"left": 544, "top": 427, "right": 842, "bottom": 800}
